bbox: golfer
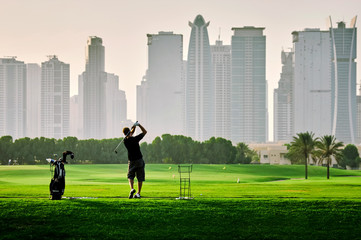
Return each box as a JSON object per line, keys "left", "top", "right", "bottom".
{"left": 123, "top": 122, "right": 147, "bottom": 199}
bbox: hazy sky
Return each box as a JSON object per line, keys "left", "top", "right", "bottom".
{"left": 0, "top": 0, "right": 359, "bottom": 140}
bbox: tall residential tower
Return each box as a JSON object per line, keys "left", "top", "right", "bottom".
{"left": 26, "top": 63, "right": 41, "bottom": 138}
{"left": 274, "top": 50, "right": 294, "bottom": 142}
{"left": 231, "top": 27, "right": 267, "bottom": 144}
{"left": 211, "top": 40, "right": 231, "bottom": 140}
{"left": 292, "top": 29, "right": 332, "bottom": 137}
{"left": 40, "top": 56, "right": 70, "bottom": 139}
{"left": 186, "top": 15, "right": 214, "bottom": 141}
{"left": 137, "top": 31, "right": 184, "bottom": 141}
{"left": 0, "top": 57, "right": 27, "bottom": 139}
{"left": 105, "top": 73, "right": 123, "bottom": 139}
{"left": 81, "top": 36, "right": 107, "bottom": 139}
{"left": 330, "top": 17, "right": 357, "bottom": 144}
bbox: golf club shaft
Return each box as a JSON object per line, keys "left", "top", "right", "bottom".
{"left": 113, "top": 137, "right": 126, "bottom": 153}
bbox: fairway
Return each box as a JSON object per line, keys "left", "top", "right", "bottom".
{"left": 1, "top": 164, "right": 361, "bottom": 239}
{"left": 1, "top": 164, "right": 361, "bottom": 199}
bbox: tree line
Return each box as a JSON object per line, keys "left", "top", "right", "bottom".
{"left": 0, "top": 134, "right": 258, "bottom": 165}
{"left": 1, "top": 133, "right": 360, "bottom": 171}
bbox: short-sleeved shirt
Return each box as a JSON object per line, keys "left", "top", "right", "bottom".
{"left": 124, "top": 133, "right": 145, "bottom": 161}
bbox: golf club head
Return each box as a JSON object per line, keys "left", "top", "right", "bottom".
{"left": 115, "top": 150, "right": 118, "bottom": 154}
{"left": 46, "top": 158, "right": 56, "bottom": 164}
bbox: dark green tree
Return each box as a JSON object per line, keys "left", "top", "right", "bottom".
{"left": 341, "top": 144, "right": 361, "bottom": 169}
{"left": 172, "top": 135, "right": 194, "bottom": 164}
{"left": 147, "top": 137, "right": 162, "bottom": 163}
{"left": 0, "top": 136, "right": 13, "bottom": 164}
{"left": 13, "top": 137, "right": 33, "bottom": 164}
{"left": 203, "top": 137, "right": 236, "bottom": 164}
{"left": 63, "top": 137, "right": 78, "bottom": 152}
{"left": 160, "top": 134, "right": 176, "bottom": 164}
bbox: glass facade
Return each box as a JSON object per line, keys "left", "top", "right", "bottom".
{"left": 0, "top": 58, "right": 27, "bottom": 139}
{"left": 274, "top": 50, "right": 294, "bottom": 142}
{"left": 186, "top": 15, "right": 214, "bottom": 141}
{"left": 211, "top": 40, "right": 231, "bottom": 140}
{"left": 330, "top": 19, "right": 357, "bottom": 144}
{"left": 231, "top": 27, "right": 267, "bottom": 144}
{"left": 293, "top": 29, "right": 332, "bottom": 138}
{"left": 82, "top": 36, "right": 107, "bottom": 139}
{"left": 41, "top": 56, "right": 70, "bottom": 139}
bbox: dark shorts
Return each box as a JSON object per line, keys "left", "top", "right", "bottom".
{"left": 127, "top": 158, "right": 145, "bottom": 182}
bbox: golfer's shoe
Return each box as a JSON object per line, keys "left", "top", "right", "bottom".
{"left": 134, "top": 193, "right": 141, "bottom": 199}
{"left": 129, "top": 189, "right": 136, "bottom": 199}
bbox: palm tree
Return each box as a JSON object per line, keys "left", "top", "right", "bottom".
{"left": 289, "top": 132, "right": 317, "bottom": 179}
{"left": 315, "top": 135, "right": 344, "bottom": 179}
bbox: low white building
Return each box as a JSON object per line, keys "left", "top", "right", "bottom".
{"left": 249, "top": 142, "right": 291, "bottom": 165}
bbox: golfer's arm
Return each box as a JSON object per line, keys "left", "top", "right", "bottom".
{"left": 139, "top": 124, "right": 147, "bottom": 135}
{"left": 130, "top": 126, "right": 136, "bottom": 134}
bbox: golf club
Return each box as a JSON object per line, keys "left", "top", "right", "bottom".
{"left": 114, "top": 121, "right": 138, "bottom": 154}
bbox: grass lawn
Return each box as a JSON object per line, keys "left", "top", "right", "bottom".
{"left": 1, "top": 164, "right": 361, "bottom": 239}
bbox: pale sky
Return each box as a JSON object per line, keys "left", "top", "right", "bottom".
{"left": 0, "top": 0, "right": 360, "bottom": 141}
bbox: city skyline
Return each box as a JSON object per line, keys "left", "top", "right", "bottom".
{"left": 0, "top": 0, "right": 360, "bottom": 141}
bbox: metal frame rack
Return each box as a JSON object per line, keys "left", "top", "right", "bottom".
{"left": 177, "top": 165, "right": 192, "bottom": 199}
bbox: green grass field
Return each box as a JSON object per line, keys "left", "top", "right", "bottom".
{"left": 1, "top": 164, "right": 361, "bottom": 239}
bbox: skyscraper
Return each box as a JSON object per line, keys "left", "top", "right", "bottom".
{"left": 357, "top": 90, "right": 361, "bottom": 144}
{"left": 211, "top": 39, "right": 231, "bottom": 140}
{"left": 186, "top": 15, "right": 214, "bottom": 141}
{"left": 0, "top": 57, "right": 27, "bottom": 139}
{"left": 330, "top": 16, "right": 357, "bottom": 144}
{"left": 69, "top": 95, "right": 80, "bottom": 137}
{"left": 105, "top": 73, "right": 123, "bottom": 138}
{"left": 40, "top": 56, "right": 70, "bottom": 139}
{"left": 274, "top": 50, "right": 294, "bottom": 142}
{"left": 26, "top": 63, "right": 41, "bottom": 138}
{"left": 137, "top": 76, "right": 148, "bottom": 130}
{"left": 119, "top": 89, "right": 127, "bottom": 123}
{"left": 231, "top": 27, "right": 267, "bottom": 144}
{"left": 181, "top": 60, "right": 187, "bottom": 135}
{"left": 81, "top": 36, "right": 107, "bottom": 139}
{"left": 77, "top": 74, "right": 84, "bottom": 139}
{"left": 138, "top": 31, "right": 184, "bottom": 141}
{"left": 292, "top": 29, "right": 332, "bottom": 138}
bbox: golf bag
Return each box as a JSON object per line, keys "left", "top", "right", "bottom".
{"left": 49, "top": 151, "right": 74, "bottom": 200}
{"left": 49, "top": 161, "right": 65, "bottom": 200}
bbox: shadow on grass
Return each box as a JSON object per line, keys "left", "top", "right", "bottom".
{"left": 1, "top": 198, "right": 361, "bottom": 239}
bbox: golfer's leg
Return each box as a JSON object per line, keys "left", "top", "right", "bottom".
{"left": 137, "top": 181, "right": 143, "bottom": 194}
{"left": 129, "top": 178, "right": 134, "bottom": 190}
{"left": 128, "top": 160, "right": 136, "bottom": 191}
